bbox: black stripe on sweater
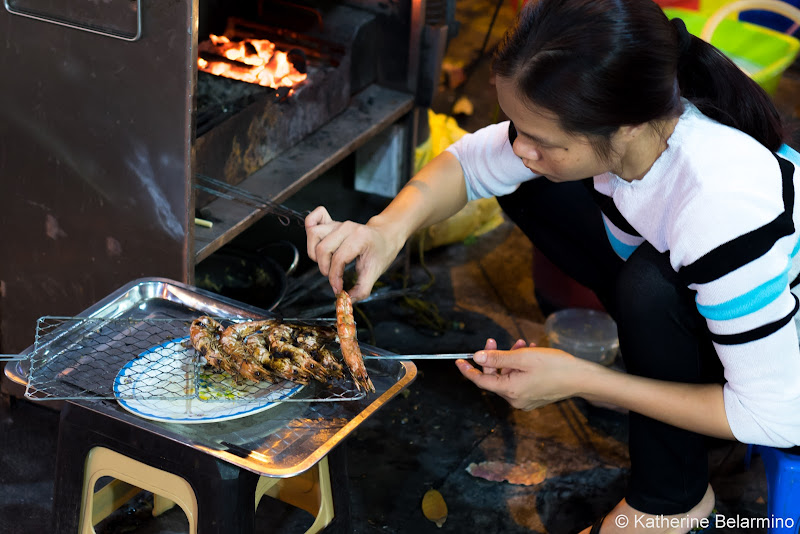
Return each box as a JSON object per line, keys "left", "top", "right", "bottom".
{"left": 710, "top": 294, "right": 799, "bottom": 345}
{"left": 679, "top": 154, "right": 796, "bottom": 286}
{"left": 508, "top": 122, "right": 517, "bottom": 145}
{"left": 581, "top": 180, "right": 642, "bottom": 237}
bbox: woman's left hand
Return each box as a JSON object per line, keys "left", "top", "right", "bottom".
{"left": 456, "top": 340, "right": 585, "bottom": 411}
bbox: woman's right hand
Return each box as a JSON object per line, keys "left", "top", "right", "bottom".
{"left": 305, "top": 206, "right": 404, "bottom": 301}
{"left": 305, "top": 152, "right": 469, "bottom": 300}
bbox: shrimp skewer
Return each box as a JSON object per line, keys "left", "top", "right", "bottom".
{"left": 268, "top": 324, "right": 330, "bottom": 383}
{"left": 335, "top": 291, "right": 375, "bottom": 392}
{"left": 219, "top": 320, "right": 278, "bottom": 383}
{"left": 294, "top": 326, "right": 345, "bottom": 379}
{"left": 246, "top": 333, "right": 310, "bottom": 384}
{"left": 189, "top": 316, "right": 242, "bottom": 378}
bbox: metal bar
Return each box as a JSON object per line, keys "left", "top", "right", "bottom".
{"left": 4, "top": 0, "right": 142, "bottom": 41}
{"left": 362, "top": 353, "right": 473, "bottom": 360}
{"left": 195, "top": 174, "right": 308, "bottom": 226}
{"left": 407, "top": 0, "right": 426, "bottom": 95}
{"left": 0, "top": 355, "right": 25, "bottom": 361}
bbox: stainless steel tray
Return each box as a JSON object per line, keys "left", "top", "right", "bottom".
{"left": 4, "top": 277, "right": 416, "bottom": 477}
{"left": 8, "top": 279, "right": 403, "bottom": 402}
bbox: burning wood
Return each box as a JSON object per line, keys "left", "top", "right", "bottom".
{"left": 198, "top": 34, "right": 307, "bottom": 90}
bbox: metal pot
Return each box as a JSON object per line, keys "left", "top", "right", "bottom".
{"left": 194, "top": 240, "right": 299, "bottom": 311}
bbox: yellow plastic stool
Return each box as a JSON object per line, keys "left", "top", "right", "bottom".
{"left": 79, "top": 446, "right": 335, "bottom": 534}
{"left": 79, "top": 447, "right": 199, "bottom": 534}
{"left": 254, "top": 457, "right": 335, "bottom": 534}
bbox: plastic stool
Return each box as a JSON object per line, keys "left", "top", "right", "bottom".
{"left": 254, "top": 457, "right": 335, "bottom": 534}
{"left": 79, "top": 447, "right": 199, "bottom": 534}
{"left": 745, "top": 444, "right": 800, "bottom": 532}
{"left": 53, "top": 402, "right": 350, "bottom": 534}
{"left": 80, "top": 447, "right": 334, "bottom": 534}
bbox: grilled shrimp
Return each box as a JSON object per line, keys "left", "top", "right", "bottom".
{"left": 268, "top": 324, "right": 330, "bottom": 382}
{"left": 294, "top": 326, "right": 344, "bottom": 379}
{"left": 245, "top": 332, "right": 309, "bottom": 384}
{"left": 335, "top": 291, "right": 375, "bottom": 392}
{"left": 296, "top": 324, "right": 337, "bottom": 343}
{"left": 219, "top": 320, "right": 277, "bottom": 382}
{"left": 189, "top": 316, "right": 241, "bottom": 377}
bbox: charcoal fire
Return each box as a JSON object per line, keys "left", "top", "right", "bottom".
{"left": 198, "top": 34, "right": 307, "bottom": 90}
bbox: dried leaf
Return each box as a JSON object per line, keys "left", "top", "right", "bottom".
{"left": 422, "top": 488, "right": 448, "bottom": 528}
{"left": 466, "top": 461, "right": 547, "bottom": 486}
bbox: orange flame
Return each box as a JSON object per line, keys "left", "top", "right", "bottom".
{"left": 198, "top": 35, "right": 307, "bottom": 89}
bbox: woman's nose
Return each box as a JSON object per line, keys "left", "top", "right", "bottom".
{"left": 513, "top": 138, "right": 540, "bottom": 161}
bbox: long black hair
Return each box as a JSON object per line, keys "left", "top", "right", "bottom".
{"left": 492, "top": 0, "right": 784, "bottom": 153}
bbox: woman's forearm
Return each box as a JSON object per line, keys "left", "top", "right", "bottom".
{"left": 577, "top": 362, "right": 735, "bottom": 440}
{"left": 367, "top": 151, "right": 469, "bottom": 251}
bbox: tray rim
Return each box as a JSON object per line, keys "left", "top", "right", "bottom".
{"left": 4, "top": 276, "right": 417, "bottom": 477}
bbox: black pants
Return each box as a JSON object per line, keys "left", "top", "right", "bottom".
{"left": 497, "top": 178, "right": 724, "bottom": 515}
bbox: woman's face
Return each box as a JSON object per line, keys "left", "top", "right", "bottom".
{"left": 495, "top": 76, "right": 621, "bottom": 182}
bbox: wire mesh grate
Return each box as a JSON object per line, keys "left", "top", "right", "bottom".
{"left": 25, "top": 316, "right": 367, "bottom": 403}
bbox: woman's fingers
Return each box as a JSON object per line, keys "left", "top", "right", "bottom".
{"left": 305, "top": 206, "right": 333, "bottom": 227}
{"left": 481, "top": 338, "right": 500, "bottom": 375}
{"left": 327, "top": 222, "right": 384, "bottom": 297}
{"left": 312, "top": 224, "right": 346, "bottom": 277}
{"left": 305, "top": 206, "right": 400, "bottom": 299}
{"left": 348, "top": 272, "right": 379, "bottom": 302}
{"left": 305, "top": 207, "right": 335, "bottom": 262}
{"left": 459, "top": 347, "right": 579, "bottom": 412}
{"left": 511, "top": 339, "right": 527, "bottom": 350}
{"left": 457, "top": 350, "right": 536, "bottom": 409}
{"left": 473, "top": 350, "right": 531, "bottom": 372}
{"left": 479, "top": 338, "right": 526, "bottom": 375}
{"left": 306, "top": 218, "right": 388, "bottom": 298}
{"left": 456, "top": 358, "right": 510, "bottom": 392}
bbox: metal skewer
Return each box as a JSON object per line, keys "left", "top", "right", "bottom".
{"left": 194, "top": 173, "right": 308, "bottom": 226}
{"left": 361, "top": 353, "right": 474, "bottom": 360}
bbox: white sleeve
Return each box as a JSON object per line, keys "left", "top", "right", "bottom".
{"left": 445, "top": 121, "right": 538, "bottom": 201}
{"left": 669, "top": 175, "right": 800, "bottom": 447}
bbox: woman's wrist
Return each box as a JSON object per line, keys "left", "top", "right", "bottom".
{"left": 570, "top": 357, "right": 618, "bottom": 404}
{"left": 366, "top": 213, "right": 414, "bottom": 256}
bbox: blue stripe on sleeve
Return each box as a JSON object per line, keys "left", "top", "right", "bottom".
{"left": 778, "top": 144, "right": 800, "bottom": 167}
{"left": 696, "top": 263, "right": 790, "bottom": 320}
{"left": 602, "top": 219, "right": 638, "bottom": 260}
{"left": 792, "top": 233, "right": 800, "bottom": 257}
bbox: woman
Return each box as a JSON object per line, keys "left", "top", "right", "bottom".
{"left": 305, "top": 0, "right": 800, "bottom": 531}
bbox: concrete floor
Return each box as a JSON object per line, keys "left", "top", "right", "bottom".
{"left": 2, "top": 1, "right": 800, "bottom": 533}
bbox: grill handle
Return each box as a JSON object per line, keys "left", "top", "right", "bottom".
{"left": 0, "top": 354, "right": 25, "bottom": 361}
{"left": 4, "top": 0, "right": 143, "bottom": 41}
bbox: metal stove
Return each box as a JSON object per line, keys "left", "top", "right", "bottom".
{"left": 0, "top": 0, "right": 454, "bottom": 355}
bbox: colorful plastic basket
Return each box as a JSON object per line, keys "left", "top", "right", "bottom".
{"left": 664, "top": 4, "right": 800, "bottom": 94}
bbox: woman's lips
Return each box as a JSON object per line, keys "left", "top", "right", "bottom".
{"left": 521, "top": 159, "right": 542, "bottom": 175}
{"left": 526, "top": 165, "right": 543, "bottom": 175}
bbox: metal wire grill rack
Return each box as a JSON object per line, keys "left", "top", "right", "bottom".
{"left": 24, "top": 316, "right": 367, "bottom": 402}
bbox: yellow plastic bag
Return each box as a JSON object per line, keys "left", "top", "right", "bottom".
{"left": 414, "top": 111, "right": 505, "bottom": 250}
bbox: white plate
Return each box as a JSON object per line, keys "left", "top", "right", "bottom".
{"left": 113, "top": 337, "right": 304, "bottom": 424}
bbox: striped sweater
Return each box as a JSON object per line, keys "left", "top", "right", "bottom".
{"left": 446, "top": 101, "right": 800, "bottom": 447}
